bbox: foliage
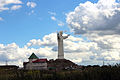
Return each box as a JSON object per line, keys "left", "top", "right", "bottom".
{"left": 0, "top": 64, "right": 120, "bottom": 80}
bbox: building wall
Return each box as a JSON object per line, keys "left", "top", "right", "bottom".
{"left": 29, "top": 59, "right": 37, "bottom": 63}
{"left": 25, "top": 62, "right": 47, "bottom": 70}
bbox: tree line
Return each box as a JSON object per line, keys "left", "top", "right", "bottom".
{"left": 0, "top": 64, "right": 120, "bottom": 80}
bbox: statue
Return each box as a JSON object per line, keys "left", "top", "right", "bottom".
{"left": 57, "top": 31, "right": 70, "bottom": 59}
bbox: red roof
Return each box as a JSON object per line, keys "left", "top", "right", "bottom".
{"left": 32, "top": 59, "right": 47, "bottom": 63}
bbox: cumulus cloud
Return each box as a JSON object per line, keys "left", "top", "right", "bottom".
{"left": 66, "top": 0, "right": 120, "bottom": 35}
{"left": 0, "top": 0, "right": 22, "bottom": 12}
{"left": 27, "top": 33, "right": 120, "bottom": 65}
{"left": 3, "top": 0, "right": 22, "bottom": 4}
{"left": 0, "top": 42, "right": 56, "bottom": 67}
{"left": 88, "top": 34, "right": 120, "bottom": 49}
{"left": 66, "top": 0, "right": 120, "bottom": 64}
{"left": 88, "top": 34, "right": 120, "bottom": 61}
{"left": 27, "top": 33, "right": 98, "bottom": 64}
{"left": 27, "top": 2, "right": 37, "bottom": 8}
{"left": 0, "top": 0, "right": 22, "bottom": 6}
{"left": 0, "top": 43, "right": 27, "bottom": 66}
{"left": 11, "top": 5, "right": 22, "bottom": 10}
{"left": 1, "top": 32, "right": 120, "bottom": 67}
{"left": 27, "top": 33, "right": 57, "bottom": 47}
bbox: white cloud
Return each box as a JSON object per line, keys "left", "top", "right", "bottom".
{"left": 66, "top": 0, "right": 120, "bottom": 35}
{"left": 4, "top": 0, "right": 22, "bottom": 4}
{"left": 88, "top": 34, "right": 120, "bottom": 49}
{"left": 65, "top": 0, "right": 120, "bottom": 64}
{"left": 58, "top": 21, "right": 64, "bottom": 26}
{"left": 0, "top": 17, "right": 3, "bottom": 21}
{"left": 11, "top": 5, "right": 22, "bottom": 10}
{"left": 0, "top": 0, "right": 22, "bottom": 12}
{"left": 51, "top": 16, "right": 56, "bottom": 21}
{"left": 27, "top": 33, "right": 120, "bottom": 65}
{"left": 27, "top": 33, "right": 57, "bottom": 47}
{"left": 0, "top": 42, "right": 56, "bottom": 67}
{"left": 1, "top": 32, "right": 120, "bottom": 67}
{"left": 27, "top": 2, "right": 37, "bottom": 8}
{"left": 72, "top": 58, "right": 82, "bottom": 63}
{"left": 26, "top": 33, "right": 100, "bottom": 65}
{"left": 50, "top": 16, "right": 65, "bottom": 27}
{"left": 26, "top": 33, "right": 120, "bottom": 65}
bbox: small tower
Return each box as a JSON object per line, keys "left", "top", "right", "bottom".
{"left": 5, "top": 60, "right": 8, "bottom": 66}
{"left": 28, "top": 53, "right": 39, "bottom": 63}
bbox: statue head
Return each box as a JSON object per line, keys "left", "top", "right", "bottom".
{"left": 59, "top": 31, "right": 63, "bottom": 36}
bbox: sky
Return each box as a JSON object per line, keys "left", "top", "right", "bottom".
{"left": 0, "top": 0, "right": 120, "bottom": 67}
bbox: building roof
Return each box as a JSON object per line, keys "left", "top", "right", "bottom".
{"left": 28, "top": 53, "right": 39, "bottom": 59}
{"left": 32, "top": 59, "right": 47, "bottom": 63}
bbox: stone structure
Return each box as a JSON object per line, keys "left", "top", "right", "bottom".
{"left": 23, "top": 53, "right": 47, "bottom": 70}
{"left": 47, "top": 59, "right": 78, "bottom": 70}
{"left": 57, "top": 31, "right": 70, "bottom": 59}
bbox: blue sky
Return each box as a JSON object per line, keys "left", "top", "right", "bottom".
{"left": 0, "top": 0, "right": 120, "bottom": 66}
{"left": 0, "top": 0, "right": 98, "bottom": 47}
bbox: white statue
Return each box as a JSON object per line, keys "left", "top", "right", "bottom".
{"left": 57, "top": 31, "right": 70, "bottom": 59}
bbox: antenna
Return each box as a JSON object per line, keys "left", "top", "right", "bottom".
{"left": 103, "top": 60, "right": 104, "bottom": 66}
{"left": 6, "top": 60, "right": 8, "bottom": 66}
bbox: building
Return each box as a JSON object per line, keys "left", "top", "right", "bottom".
{"left": 23, "top": 53, "right": 47, "bottom": 70}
